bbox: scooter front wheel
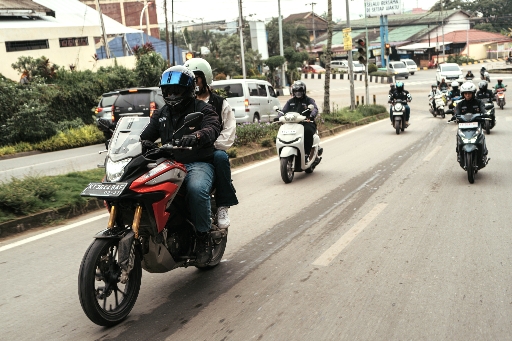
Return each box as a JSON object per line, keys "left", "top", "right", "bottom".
{"left": 465, "top": 152, "right": 475, "bottom": 184}
{"left": 395, "top": 120, "right": 401, "bottom": 135}
{"left": 280, "top": 156, "right": 294, "bottom": 183}
{"left": 485, "top": 120, "right": 491, "bottom": 134}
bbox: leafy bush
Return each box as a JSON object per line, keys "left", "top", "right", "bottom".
{"left": 0, "top": 176, "right": 57, "bottom": 215}
{"left": 447, "top": 54, "right": 475, "bottom": 65}
{"left": 323, "top": 104, "right": 386, "bottom": 125}
{"left": 226, "top": 147, "right": 237, "bottom": 158}
{"left": 367, "top": 63, "right": 378, "bottom": 73}
{"left": 233, "top": 122, "right": 279, "bottom": 147}
{"left": 214, "top": 73, "right": 227, "bottom": 80}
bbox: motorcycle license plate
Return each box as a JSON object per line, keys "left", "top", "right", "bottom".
{"left": 81, "top": 182, "right": 128, "bottom": 197}
{"left": 281, "top": 130, "right": 296, "bottom": 135}
{"left": 458, "top": 122, "right": 478, "bottom": 128}
{"left": 393, "top": 112, "right": 403, "bottom": 115}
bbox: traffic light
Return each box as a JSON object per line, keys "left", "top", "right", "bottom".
{"left": 384, "top": 43, "right": 391, "bottom": 56}
{"left": 185, "top": 51, "right": 194, "bottom": 60}
{"left": 356, "top": 38, "right": 367, "bottom": 65}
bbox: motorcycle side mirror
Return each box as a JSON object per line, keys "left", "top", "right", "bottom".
{"left": 183, "top": 112, "right": 203, "bottom": 127}
{"left": 273, "top": 105, "right": 279, "bottom": 111}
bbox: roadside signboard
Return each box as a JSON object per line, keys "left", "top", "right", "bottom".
{"left": 365, "top": 0, "right": 402, "bottom": 17}
{"left": 343, "top": 28, "right": 352, "bottom": 51}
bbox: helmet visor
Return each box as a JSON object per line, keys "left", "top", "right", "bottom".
{"left": 160, "top": 70, "right": 195, "bottom": 87}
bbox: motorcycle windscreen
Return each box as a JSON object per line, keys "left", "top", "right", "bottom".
{"left": 108, "top": 117, "right": 150, "bottom": 162}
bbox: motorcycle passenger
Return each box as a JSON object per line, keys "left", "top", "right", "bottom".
{"left": 465, "top": 70, "right": 474, "bottom": 79}
{"left": 480, "top": 66, "right": 486, "bottom": 79}
{"left": 475, "top": 80, "right": 495, "bottom": 127}
{"left": 280, "top": 80, "right": 319, "bottom": 162}
{"left": 388, "top": 81, "right": 412, "bottom": 126}
{"left": 428, "top": 83, "right": 443, "bottom": 112}
{"left": 140, "top": 65, "right": 221, "bottom": 263}
{"left": 184, "top": 57, "right": 238, "bottom": 230}
{"left": 438, "top": 78, "right": 449, "bottom": 91}
{"left": 389, "top": 83, "right": 396, "bottom": 96}
{"left": 453, "top": 82, "right": 489, "bottom": 160}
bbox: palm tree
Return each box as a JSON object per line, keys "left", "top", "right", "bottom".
{"left": 284, "top": 23, "right": 310, "bottom": 50}
{"left": 323, "top": 0, "right": 333, "bottom": 114}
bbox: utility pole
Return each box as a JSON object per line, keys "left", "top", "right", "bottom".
{"left": 172, "top": 0, "right": 175, "bottom": 65}
{"left": 164, "top": 0, "right": 170, "bottom": 65}
{"left": 364, "top": 7, "right": 369, "bottom": 105}
{"left": 306, "top": 2, "right": 317, "bottom": 44}
{"left": 441, "top": 0, "right": 445, "bottom": 60}
{"left": 278, "top": 0, "right": 286, "bottom": 89}
{"left": 145, "top": 0, "right": 151, "bottom": 38}
{"left": 238, "top": 0, "right": 246, "bottom": 79}
{"left": 345, "top": 0, "right": 355, "bottom": 110}
{"left": 95, "top": 0, "right": 110, "bottom": 58}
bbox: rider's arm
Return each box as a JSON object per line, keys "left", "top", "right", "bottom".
{"left": 281, "top": 99, "right": 292, "bottom": 115}
{"left": 140, "top": 108, "right": 163, "bottom": 142}
{"left": 478, "top": 100, "right": 487, "bottom": 114}
{"left": 196, "top": 103, "right": 221, "bottom": 147}
{"left": 214, "top": 100, "right": 236, "bottom": 151}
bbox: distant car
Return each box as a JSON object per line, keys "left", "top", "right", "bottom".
{"left": 401, "top": 59, "right": 418, "bottom": 75}
{"left": 94, "top": 90, "right": 119, "bottom": 137}
{"left": 436, "top": 63, "right": 464, "bottom": 85}
{"left": 330, "top": 60, "right": 366, "bottom": 73}
{"left": 387, "top": 61, "right": 410, "bottom": 79}
{"left": 303, "top": 65, "right": 326, "bottom": 74}
{"left": 111, "top": 87, "right": 165, "bottom": 126}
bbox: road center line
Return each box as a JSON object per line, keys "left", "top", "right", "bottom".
{"left": 0, "top": 213, "right": 109, "bottom": 253}
{"left": 312, "top": 203, "right": 387, "bottom": 267}
{"left": 423, "top": 145, "right": 442, "bottom": 162}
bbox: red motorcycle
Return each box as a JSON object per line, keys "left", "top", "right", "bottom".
{"left": 78, "top": 114, "right": 227, "bottom": 326}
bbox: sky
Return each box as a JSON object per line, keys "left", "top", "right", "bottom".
{"left": 153, "top": 0, "right": 440, "bottom": 25}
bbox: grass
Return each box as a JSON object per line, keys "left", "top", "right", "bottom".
{"left": 0, "top": 168, "right": 105, "bottom": 223}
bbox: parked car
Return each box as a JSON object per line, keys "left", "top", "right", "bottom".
{"left": 211, "top": 79, "right": 281, "bottom": 123}
{"left": 387, "top": 61, "right": 410, "bottom": 79}
{"left": 436, "top": 63, "right": 464, "bottom": 85}
{"left": 111, "top": 87, "right": 165, "bottom": 126}
{"left": 303, "top": 65, "right": 326, "bottom": 74}
{"left": 94, "top": 90, "right": 118, "bottom": 131}
{"left": 330, "top": 60, "right": 366, "bottom": 73}
{"left": 401, "top": 59, "right": 418, "bottom": 75}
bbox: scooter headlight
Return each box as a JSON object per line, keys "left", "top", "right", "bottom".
{"left": 106, "top": 158, "right": 132, "bottom": 182}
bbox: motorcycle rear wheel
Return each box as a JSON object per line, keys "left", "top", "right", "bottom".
{"left": 465, "top": 152, "right": 475, "bottom": 184}
{"left": 78, "top": 238, "right": 142, "bottom": 327}
{"left": 395, "top": 120, "right": 400, "bottom": 135}
{"left": 280, "top": 156, "right": 294, "bottom": 183}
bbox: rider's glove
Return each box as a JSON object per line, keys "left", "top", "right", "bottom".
{"left": 273, "top": 117, "right": 280, "bottom": 122}
{"left": 141, "top": 140, "right": 158, "bottom": 151}
{"left": 177, "top": 134, "right": 198, "bottom": 147}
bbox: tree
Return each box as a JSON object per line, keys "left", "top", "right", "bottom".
{"left": 11, "top": 56, "right": 59, "bottom": 83}
{"left": 283, "top": 47, "right": 309, "bottom": 85}
{"left": 264, "top": 55, "right": 285, "bottom": 87}
{"left": 265, "top": 18, "right": 311, "bottom": 56}
{"left": 323, "top": 0, "right": 333, "bottom": 115}
{"left": 430, "top": 0, "right": 465, "bottom": 11}
{"left": 135, "top": 52, "right": 166, "bottom": 87}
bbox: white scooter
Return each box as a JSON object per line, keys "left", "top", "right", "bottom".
{"left": 274, "top": 105, "right": 322, "bottom": 184}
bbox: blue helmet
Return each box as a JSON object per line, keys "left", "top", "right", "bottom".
{"left": 160, "top": 65, "right": 196, "bottom": 107}
{"left": 395, "top": 81, "right": 404, "bottom": 92}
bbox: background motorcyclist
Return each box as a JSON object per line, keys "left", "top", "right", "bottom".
{"left": 280, "top": 80, "right": 319, "bottom": 162}
{"left": 493, "top": 79, "right": 506, "bottom": 92}
{"left": 447, "top": 81, "right": 461, "bottom": 99}
{"left": 453, "top": 82, "right": 488, "bottom": 160}
{"left": 465, "top": 70, "right": 474, "bottom": 79}
{"left": 184, "top": 57, "right": 238, "bottom": 230}
{"left": 480, "top": 66, "right": 486, "bottom": 78}
{"left": 388, "top": 81, "right": 412, "bottom": 126}
{"left": 438, "top": 78, "right": 449, "bottom": 91}
{"left": 428, "top": 83, "right": 443, "bottom": 113}
{"left": 140, "top": 65, "right": 221, "bottom": 264}
{"left": 475, "top": 80, "right": 495, "bottom": 126}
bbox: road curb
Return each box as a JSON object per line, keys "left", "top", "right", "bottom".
{"left": 0, "top": 113, "right": 388, "bottom": 239}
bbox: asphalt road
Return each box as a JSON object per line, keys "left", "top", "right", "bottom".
{"left": 2, "top": 67, "right": 512, "bottom": 340}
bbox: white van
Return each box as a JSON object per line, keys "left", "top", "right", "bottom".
{"left": 211, "top": 79, "right": 281, "bottom": 123}
{"left": 387, "top": 61, "right": 410, "bottom": 79}
{"left": 436, "top": 63, "right": 464, "bottom": 84}
{"left": 401, "top": 59, "right": 418, "bottom": 75}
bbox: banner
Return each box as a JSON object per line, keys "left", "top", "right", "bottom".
{"left": 365, "top": 0, "right": 402, "bottom": 17}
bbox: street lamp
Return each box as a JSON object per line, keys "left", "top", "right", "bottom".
{"left": 139, "top": 1, "right": 152, "bottom": 45}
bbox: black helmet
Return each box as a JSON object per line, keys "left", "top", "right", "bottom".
{"left": 498, "top": 79, "right": 503, "bottom": 83}
{"left": 291, "top": 80, "right": 306, "bottom": 98}
{"left": 395, "top": 81, "right": 404, "bottom": 92}
{"left": 478, "top": 80, "right": 488, "bottom": 92}
{"left": 160, "top": 65, "right": 196, "bottom": 107}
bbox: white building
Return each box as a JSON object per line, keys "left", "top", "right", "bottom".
{"left": 0, "top": 0, "right": 140, "bottom": 82}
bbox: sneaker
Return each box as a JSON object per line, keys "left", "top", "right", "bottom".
{"left": 217, "top": 206, "right": 230, "bottom": 229}
{"left": 405, "top": 121, "right": 410, "bottom": 126}
{"left": 318, "top": 147, "right": 323, "bottom": 156}
{"left": 195, "top": 232, "right": 212, "bottom": 264}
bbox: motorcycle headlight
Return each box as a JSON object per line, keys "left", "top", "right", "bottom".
{"left": 106, "top": 158, "right": 132, "bottom": 182}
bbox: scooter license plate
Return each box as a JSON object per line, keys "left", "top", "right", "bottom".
{"left": 458, "top": 122, "right": 478, "bottom": 128}
{"left": 281, "top": 130, "right": 296, "bottom": 135}
{"left": 81, "top": 182, "right": 128, "bottom": 197}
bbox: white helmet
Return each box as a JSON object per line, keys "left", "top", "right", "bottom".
{"left": 451, "top": 81, "right": 459, "bottom": 88}
{"left": 460, "top": 81, "right": 476, "bottom": 95}
{"left": 183, "top": 58, "right": 213, "bottom": 85}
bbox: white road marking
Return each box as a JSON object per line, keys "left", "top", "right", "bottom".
{"left": 312, "top": 203, "right": 387, "bottom": 266}
{"left": 0, "top": 213, "right": 109, "bottom": 253}
{"left": 0, "top": 152, "right": 101, "bottom": 174}
{"left": 423, "top": 145, "right": 442, "bottom": 162}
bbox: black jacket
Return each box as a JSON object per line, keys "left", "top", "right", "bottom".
{"left": 389, "top": 89, "right": 412, "bottom": 102}
{"left": 454, "top": 97, "right": 486, "bottom": 116}
{"left": 140, "top": 99, "right": 220, "bottom": 164}
{"left": 476, "top": 89, "right": 494, "bottom": 103}
{"left": 282, "top": 96, "right": 319, "bottom": 119}
{"left": 207, "top": 91, "right": 225, "bottom": 129}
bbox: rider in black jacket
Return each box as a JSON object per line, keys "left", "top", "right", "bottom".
{"left": 475, "top": 80, "right": 495, "bottom": 126}
{"left": 388, "top": 81, "right": 412, "bottom": 125}
{"left": 140, "top": 65, "right": 221, "bottom": 263}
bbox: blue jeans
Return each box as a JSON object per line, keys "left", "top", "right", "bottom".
{"left": 213, "top": 149, "right": 239, "bottom": 207}
{"left": 184, "top": 162, "right": 214, "bottom": 233}
{"left": 389, "top": 104, "right": 410, "bottom": 122}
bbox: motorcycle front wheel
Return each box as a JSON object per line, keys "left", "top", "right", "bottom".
{"left": 78, "top": 238, "right": 142, "bottom": 327}
{"left": 465, "top": 152, "right": 475, "bottom": 184}
{"left": 395, "top": 119, "right": 401, "bottom": 135}
{"left": 280, "top": 156, "right": 294, "bottom": 183}
{"left": 485, "top": 120, "right": 491, "bottom": 134}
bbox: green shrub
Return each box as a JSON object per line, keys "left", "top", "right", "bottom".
{"left": 0, "top": 176, "right": 57, "bottom": 215}
{"left": 323, "top": 104, "right": 386, "bottom": 125}
{"left": 368, "top": 63, "right": 378, "bottom": 73}
{"left": 260, "top": 138, "right": 273, "bottom": 147}
{"left": 233, "top": 122, "right": 279, "bottom": 147}
{"left": 227, "top": 147, "right": 237, "bottom": 158}
{"left": 447, "top": 54, "right": 475, "bottom": 65}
